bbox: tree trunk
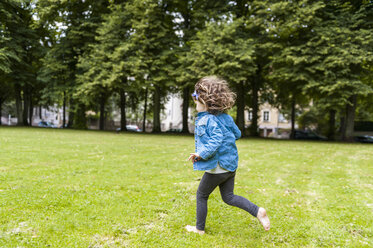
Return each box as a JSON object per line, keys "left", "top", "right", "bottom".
{"left": 290, "top": 95, "right": 296, "bottom": 139}
{"left": 250, "top": 64, "right": 262, "bottom": 137}
{"left": 343, "top": 95, "right": 357, "bottom": 142}
{"left": 340, "top": 115, "right": 346, "bottom": 140}
{"left": 73, "top": 103, "right": 86, "bottom": 129}
{"left": 182, "top": 85, "right": 190, "bottom": 133}
{"left": 29, "top": 90, "right": 33, "bottom": 126}
{"left": 0, "top": 97, "right": 2, "bottom": 125}
{"left": 250, "top": 78, "right": 259, "bottom": 136}
{"left": 99, "top": 94, "right": 105, "bottom": 131}
{"left": 327, "top": 109, "right": 336, "bottom": 141}
{"left": 143, "top": 88, "right": 148, "bottom": 132}
{"left": 152, "top": 85, "right": 161, "bottom": 133}
{"left": 39, "top": 106, "right": 42, "bottom": 119}
{"left": 68, "top": 98, "right": 74, "bottom": 128}
{"left": 181, "top": 9, "right": 191, "bottom": 134}
{"left": 120, "top": 89, "right": 127, "bottom": 131}
{"left": 236, "top": 82, "right": 245, "bottom": 136}
{"left": 62, "top": 91, "right": 66, "bottom": 128}
{"left": 15, "top": 84, "right": 23, "bottom": 125}
{"left": 23, "top": 87, "right": 29, "bottom": 126}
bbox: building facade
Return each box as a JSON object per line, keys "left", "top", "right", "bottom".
{"left": 161, "top": 95, "right": 296, "bottom": 137}
{"left": 245, "top": 102, "right": 296, "bottom": 138}
{"left": 1, "top": 105, "right": 67, "bottom": 127}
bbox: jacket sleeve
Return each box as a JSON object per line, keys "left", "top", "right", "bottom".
{"left": 198, "top": 119, "right": 224, "bottom": 160}
{"left": 230, "top": 116, "right": 241, "bottom": 140}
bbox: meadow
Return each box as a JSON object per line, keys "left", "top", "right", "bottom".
{"left": 0, "top": 127, "right": 372, "bottom": 247}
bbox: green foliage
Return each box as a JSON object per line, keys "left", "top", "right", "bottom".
{"left": 73, "top": 103, "right": 87, "bottom": 129}
{"left": 267, "top": 0, "right": 373, "bottom": 139}
{"left": 305, "top": 1, "right": 373, "bottom": 139}
{"left": 0, "top": 47, "right": 18, "bottom": 74}
{"left": 1, "top": 0, "right": 373, "bottom": 134}
{"left": 76, "top": 3, "right": 131, "bottom": 105}
{"left": 302, "top": 0, "right": 373, "bottom": 109}
{"left": 1, "top": 0, "right": 41, "bottom": 80}
{"left": 0, "top": 1, "right": 47, "bottom": 126}
{"left": 127, "top": 0, "right": 178, "bottom": 86}
{"left": 297, "top": 104, "right": 333, "bottom": 135}
{"left": 187, "top": 18, "right": 256, "bottom": 85}
{"left": 0, "top": 0, "right": 21, "bottom": 74}
{"left": 172, "top": 0, "right": 230, "bottom": 87}
{"left": 268, "top": 0, "right": 326, "bottom": 107}
{"left": 356, "top": 95, "right": 373, "bottom": 121}
{"left": 36, "top": 0, "right": 110, "bottom": 127}
{"left": 126, "top": 0, "right": 179, "bottom": 131}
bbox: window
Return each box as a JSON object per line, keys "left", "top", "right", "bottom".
{"left": 278, "top": 113, "right": 287, "bottom": 123}
{"left": 263, "top": 111, "right": 270, "bottom": 122}
{"left": 248, "top": 111, "right": 253, "bottom": 121}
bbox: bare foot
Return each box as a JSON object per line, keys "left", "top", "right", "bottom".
{"left": 257, "top": 208, "right": 270, "bottom": 231}
{"left": 185, "top": 225, "right": 205, "bottom": 234}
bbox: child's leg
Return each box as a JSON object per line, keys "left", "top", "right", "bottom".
{"left": 218, "top": 172, "right": 259, "bottom": 217}
{"left": 196, "top": 172, "right": 233, "bottom": 231}
{"left": 219, "top": 172, "right": 270, "bottom": 230}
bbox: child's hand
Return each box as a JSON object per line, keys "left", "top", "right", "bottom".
{"left": 187, "top": 153, "right": 201, "bottom": 162}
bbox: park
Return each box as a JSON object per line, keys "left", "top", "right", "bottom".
{"left": 0, "top": 127, "right": 372, "bottom": 246}
{"left": 1, "top": 0, "right": 373, "bottom": 247}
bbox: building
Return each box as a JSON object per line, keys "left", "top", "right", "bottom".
{"left": 245, "top": 102, "right": 296, "bottom": 138}
{"left": 1, "top": 105, "right": 67, "bottom": 127}
{"left": 161, "top": 95, "right": 295, "bottom": 137}
{"left": 161, "top": 94, "right": 195, "bottom": 132}
{"left": 1, "top": 96, "right": 295, "bottom": 136}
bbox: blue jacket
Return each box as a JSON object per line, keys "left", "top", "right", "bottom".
{"left": 193, "top": 111, "right": 241, "bottom": 172}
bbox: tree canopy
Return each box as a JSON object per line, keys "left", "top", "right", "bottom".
{"left": 1, "top": 0, "right": 372, "bottom": 141}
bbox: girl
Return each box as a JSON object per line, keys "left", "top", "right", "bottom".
{"left": 186, "top": 76, "right": 270, "bottom": 234}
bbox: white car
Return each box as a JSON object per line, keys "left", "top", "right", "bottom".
{"left": 116, "top": 125, "right": 142, "bottom": 132}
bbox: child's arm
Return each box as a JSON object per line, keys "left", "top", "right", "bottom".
{"left": 230, "top": 116, "right": 241, "bottom": 140}
{"left": 188, "top": 153, "right": 201, "bottom": 162}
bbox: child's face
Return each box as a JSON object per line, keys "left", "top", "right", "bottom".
{"left": 192, "top": 90, "right": 207, "bottom": 112}
{"left": 194, "top": 99, "right": 207, "bottom": 112}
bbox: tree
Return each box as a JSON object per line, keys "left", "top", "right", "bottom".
{"left": 128, "top": 0, "right": 178, "bottom": 133}
{"left": 77, "top": 2, "right": 142, "bottom": 131}
{"left": 0, "top": 0, "right": 21, "bottom": 74}
{"left": 0, "top": 1, "right": 45, "bottom": 126}
{"left": 187, "top": 18, "right": 256, "bottom": 135}
{"left": 171, "top": 0, "right": 230, "bottom": 133}
{"left": 185, "top": 0, "right": 280, "bottom": 136}
{"left": 0, "top": 1, "right": 18, "bottom": 124}
{"left": 267, "top": 0, "right": 326, "bottom": 139}
{"left": 36, "top": 0, "right": 110, "bottom": 129}
{"left": 299, "top": 1, "right": 373, "bottom": 141}
{"left": 231, "top": 0, "right": 276, "bottom": 137}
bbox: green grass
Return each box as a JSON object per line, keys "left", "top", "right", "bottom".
{"left": 0, "top": 127, "right": 372, "bottom": 247}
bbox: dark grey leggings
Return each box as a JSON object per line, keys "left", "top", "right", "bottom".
{"left": 196, "top": 171, "right": 259, "bottom": 231}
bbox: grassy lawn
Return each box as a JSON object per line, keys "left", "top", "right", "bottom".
{"left": 0, "top": 127, "right": 372, "bottom": 247}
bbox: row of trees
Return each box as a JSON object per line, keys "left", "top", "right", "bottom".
{"left": 1, "top": 0, "right": 373, "bottom": 140}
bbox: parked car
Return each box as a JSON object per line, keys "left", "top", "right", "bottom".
{"left": 354, "top": 135, "right": 373, "bottom": 143}
{"left": 293, "top": 130, "right": 327, "bottom": 141}
{"left": 166, "top": 128, "right": 182, "bottom": 133}
{"left": 116, "top": 125, "right": 142, "bottom": 132}
{"left": 38, "top": 121, "right": 56, "bottom": 128}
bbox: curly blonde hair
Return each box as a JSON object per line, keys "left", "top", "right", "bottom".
{"left": 194, "top": 76, "right": 236, "bottom": 115}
